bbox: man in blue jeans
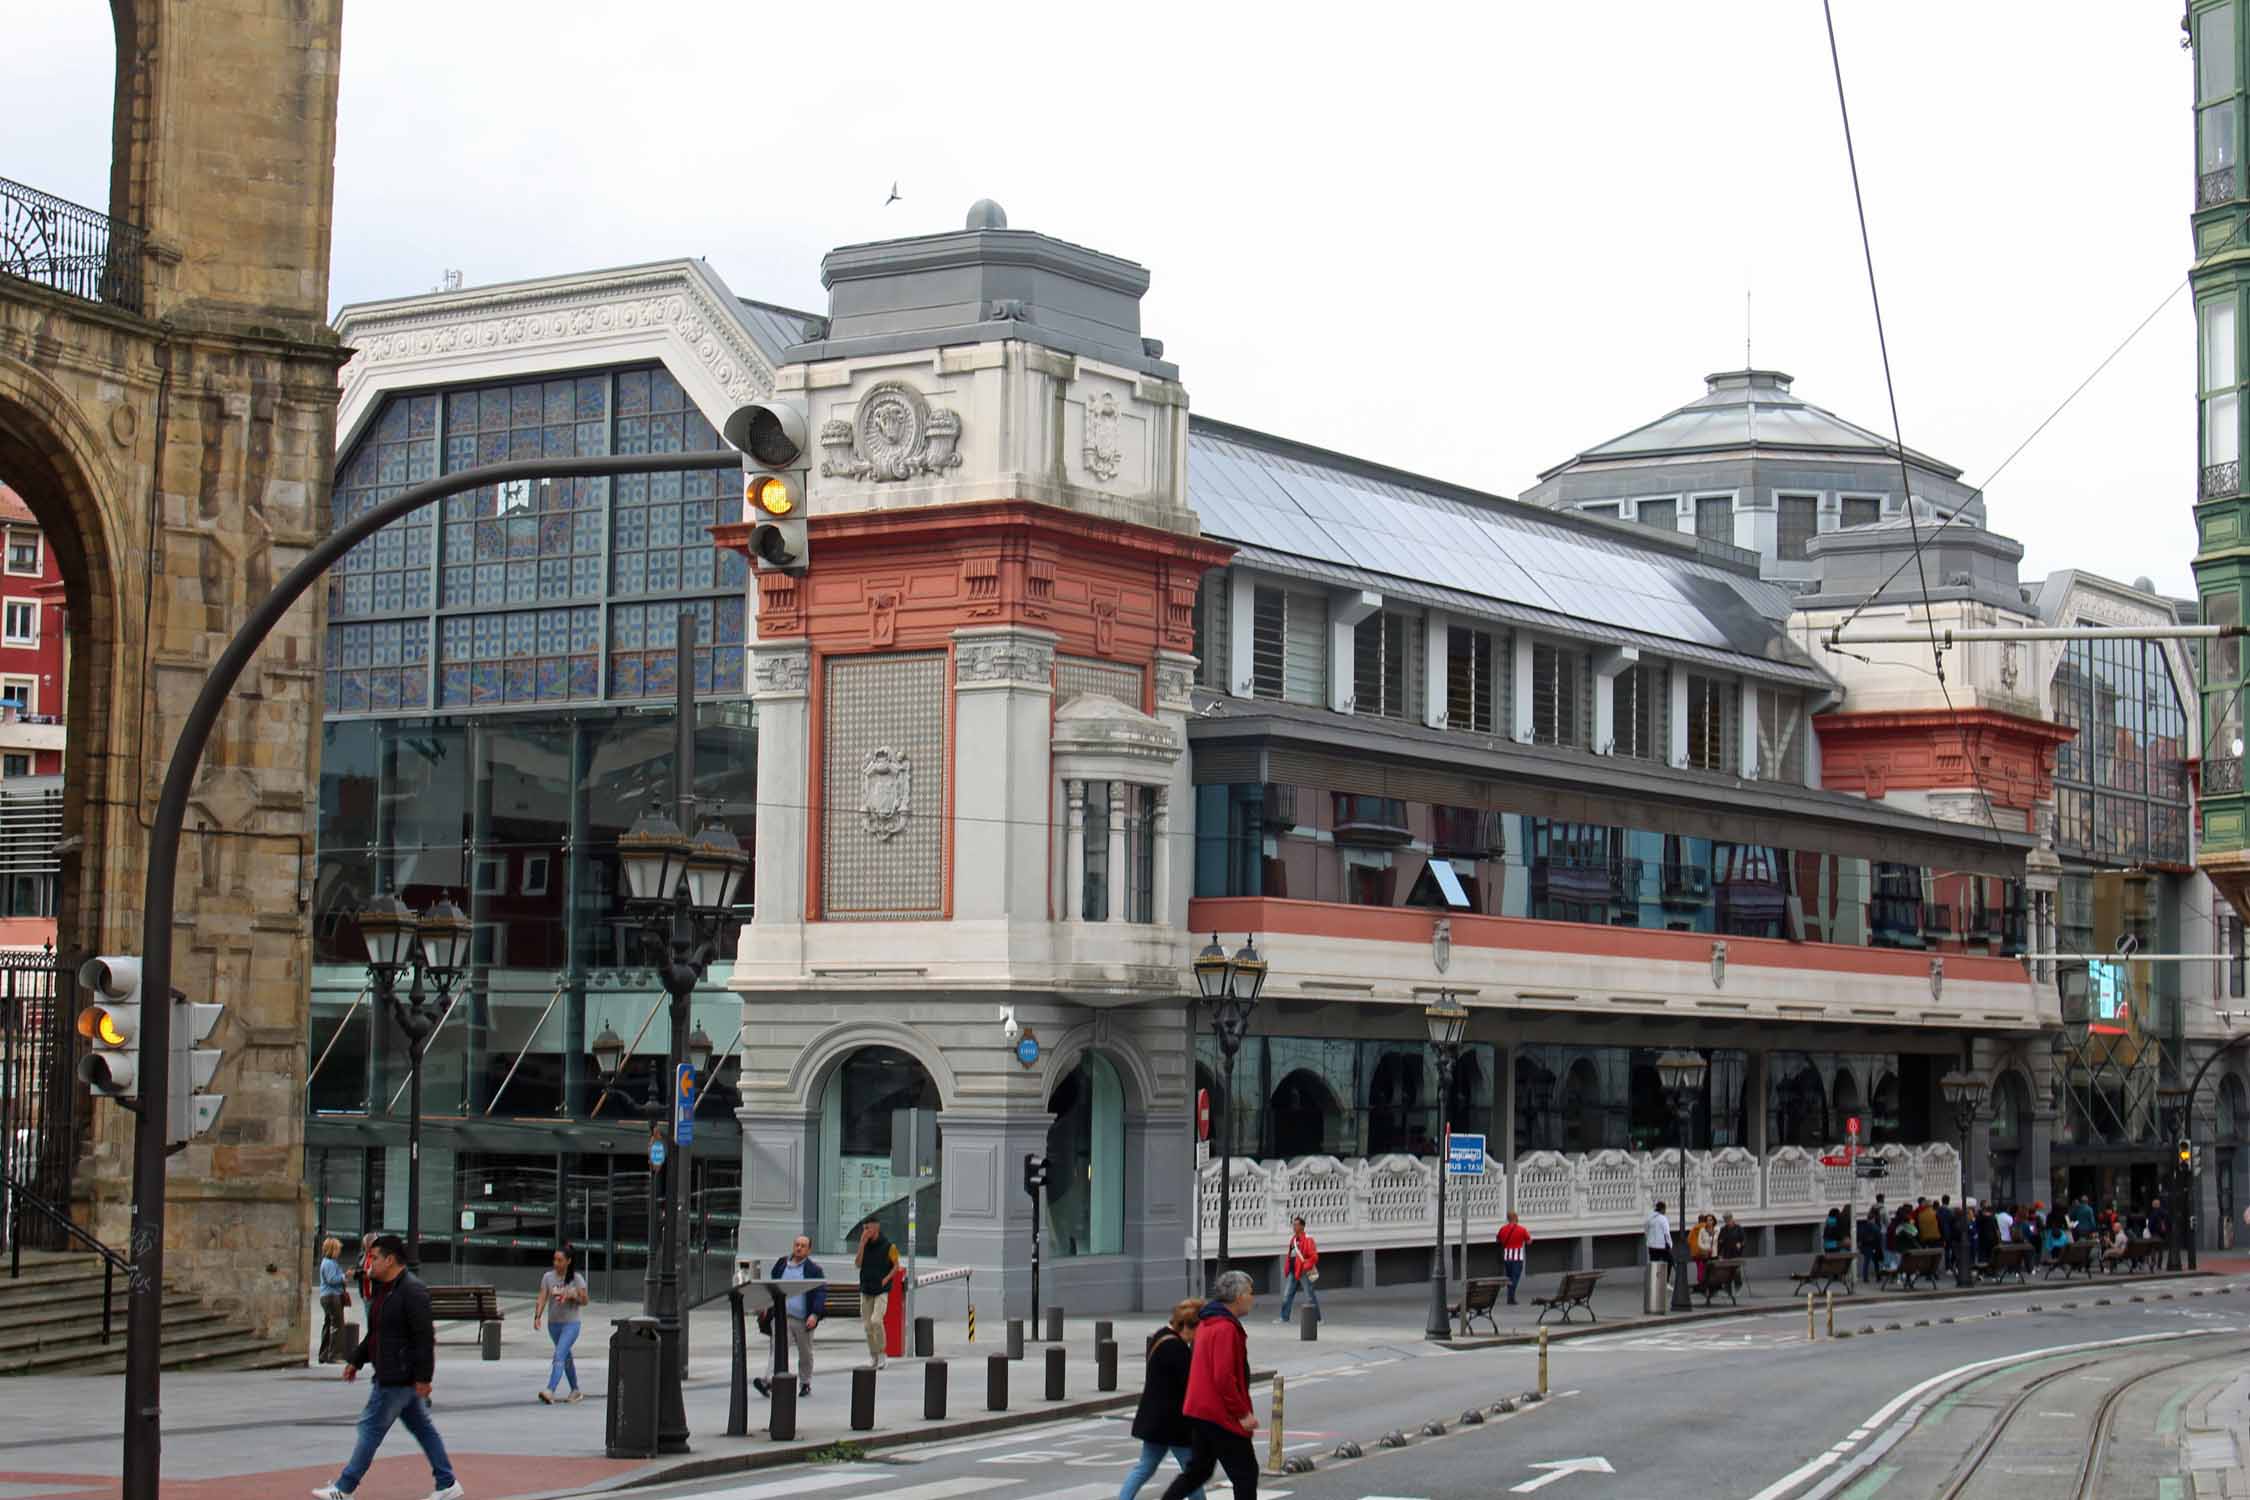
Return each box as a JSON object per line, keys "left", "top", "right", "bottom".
{"left": 312, "top": 1233, "right": 463, "bottom": 1500}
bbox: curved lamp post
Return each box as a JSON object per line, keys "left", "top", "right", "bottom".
{"left": 357, "top": 892, "right": 470, "bottom": 1273}
{"left": 1655, "top": 1050, "right": 1708, "bottom": 1312}
{"left": 2159, "top": 1084, "right": 2191, "bottom": 1272}
{"left": 1193, "top": 934, "right": 1266, "bottom": 1277}
{"left": 1423, "top": 997, "right": 1469, "bottom": 1340}
{"left": 1938, "top": 1069, "right": 1989, "bottom": 1287}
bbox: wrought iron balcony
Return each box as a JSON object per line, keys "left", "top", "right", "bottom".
{"left": 2208, "top": 754, "right": 2245, "bottom": 797}
{"left": 0, "top": 176, "right": 145, "bottom": 315}
{"left": 2203, "top": 460, "right": 2240, "bottom": 501}
{"left": 2202, "top": 165, "right": 2239, "bottom": 210}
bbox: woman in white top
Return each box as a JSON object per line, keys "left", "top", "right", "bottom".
{"left": 533, "top": 1244, "right": 589, "bottom": 1403}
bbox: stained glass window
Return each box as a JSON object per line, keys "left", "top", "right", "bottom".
{"left": 326, "top": 364, "right": 748, "bottom": 719}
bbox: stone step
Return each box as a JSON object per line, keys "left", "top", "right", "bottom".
{"left": 0, "top": 1289, "right": 199, "bottom": 1333}
{"left": 0, "top": 1304, "right": 223, "bottom": 1356}
{"left": 0, "top": 1316, "right": 271, "bottom": 1376}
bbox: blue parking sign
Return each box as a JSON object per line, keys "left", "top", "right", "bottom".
{"left": 1447, "top": 1133, "right": 1486, "bottom": 1176}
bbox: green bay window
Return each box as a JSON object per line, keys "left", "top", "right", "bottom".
{"left": 2211, "top": 589, "right": 2245, "bottom": 772}
{"left": 2201, "top": 3, "right": 2240, "bottom": 208}
{"left": 2204, "top": 295, "right": 2241, "bottom": 498}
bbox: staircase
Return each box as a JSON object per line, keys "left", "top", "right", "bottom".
{"left": 0, "top": 1250, "right": 298, "bottom": 1375}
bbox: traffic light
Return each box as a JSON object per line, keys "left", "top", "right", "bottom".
{"left": 170, "top": 996, "right": 225, "bottom": 1145}
{"left": 2180, "top": 1138, "right": 2195, "bottom": 1169}
{"left": 723, "top": 398, "right": 809, "bottom": 572}
{"left": 75, "top": 955, "right": 143, "bottom": 1098}
{"left": 1022, "top": 1153, "right": 1051, "bottom": 1197}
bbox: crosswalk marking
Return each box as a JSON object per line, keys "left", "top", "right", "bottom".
{"left": 877, "top": 1481, "right": 1026, "bottom": 1500}
{"left": 691, "top": 1472, "right": 892, "bottom": 1499}
{"left": 900, "top": 1417, "right": 1118, "bottom": 1460}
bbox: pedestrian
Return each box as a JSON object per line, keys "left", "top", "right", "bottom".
{"left": 753, "top": 1233, "right": 825, "bottom": 1400}
{"left": 1915, "top": 1197, "right": 1939, "bottom": 1246}
{"left": 532, "top": 1244, "right": 587, "bottom": 1404}
{"left": 852, "top": 1218, "right": 897, "bottom": 1370}
{"left": 1157, "top": 1270, "right": 1259, "bottom": 1500}
{"left": 1497, "top": 1211, "right": 1533, "bottom": 1305}
{"left": 1716, "top": 1212, "right": 1746, "bottom": 1263}
{"left": 1995, "top": 1203, "right": 2016, "bottom": 1246}
{"left": 2071, "top": 1196, "right": 2097, "bottom": 1239}
{"left": 2043, "top": 1215, "right": 2071, "bottom": 1263}
{"left": 311, "top": 1232, "right": 462, "bottom": 1500}
{"left": 1690, "top": 1213, "right": 1717, "bottom": 1288}
{"left": 1277, "top": 1215, "right": 1320, "bottom": 1325}
{"left": 1936, "top": 1197, "right": 1957, "bottom": 1272}
{"left": 1974, "top": 1200, "right": 1998, "bottom": 1271}
{"left": 2149, "top": 1198, "right": 2173, "bottom": 1244}
{"left": 1821, "top": 1207, "right": 1845, "bottom": 1254}
{"left": 356, "top": 1231, "right": 378, "bottom": 1302}
{"left": 1856, "top": 1204, "right": 1883, "bottom": 1284}
{"left": 1120, "top": 1299, "right": 1206, "bottom": 1500}
{"left": 315, "top": 1236, "right": 351, "bottom": 1365}
{"left": 1646, "top": 1199, "right": 1673, "bottom": 1271}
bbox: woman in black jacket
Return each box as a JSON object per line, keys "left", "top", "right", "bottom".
{"left": 1119, "top": 1299, "right": 1205, "bottom": 1500}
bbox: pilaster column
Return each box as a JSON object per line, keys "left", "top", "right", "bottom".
{"left": 1153, "top": 787, "right": 1172, "bottom": 923}
{"left": 1108, "top": 781, "right": 1128, "bottom": 924}
{"left": 738, "top": 1107, "right": 820, "bottom": 1260}
{"left": 1423, "top": 609, "right": 1449, "bottom": 728}
{"left": 1592, "top": 646, "right": 1638, "bottom": 756}
{"left": 1124, "top": 1110, "right": 1190, "bottom": 1306}
{"left": 1739, "top": 677, "right": 1761, "bottom": 779}
{"left": 936, "top": 1108, "right": 1058, "bottom": 1319}
{"left": 1669, "top": 666, "right": 1691, "bottom": 768}
{"left": 1065, "top": 779, "right": 1087, "bottom": 921}
{"left": 1511, "top": 633, "right": 1535, "bottom": 743}
{"left": 1329, "top": 589, "right": 1380, "bottom": 715}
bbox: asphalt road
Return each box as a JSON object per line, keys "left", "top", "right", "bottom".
{"left": 614, "top": 1273, "right": 2249, "bottom": 1500}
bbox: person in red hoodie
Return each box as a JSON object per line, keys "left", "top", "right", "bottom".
{"left": 1159, "top": 1269, "right": 1259, "bottom": 1500}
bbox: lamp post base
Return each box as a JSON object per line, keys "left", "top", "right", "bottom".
{"left": 1424, "top": 1268, "right": 1452, "bottom": 1340}
{"left": 654, "top": 1315, "right": 690, "bottom": 1453}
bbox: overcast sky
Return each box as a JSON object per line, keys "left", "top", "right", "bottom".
{"left": 6, "top": 4, "right": 2197, "bottom": 593}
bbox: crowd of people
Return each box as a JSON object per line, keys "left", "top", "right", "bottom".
{"left": 1815, "top": 1192, "right": 2175, "bottom": 1279}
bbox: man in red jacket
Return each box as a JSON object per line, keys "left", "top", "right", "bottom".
{"left": 1159, "top": 1269, "right": 1259, "bottom": 1500}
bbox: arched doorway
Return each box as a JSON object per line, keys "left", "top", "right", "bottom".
{"left": 1367, "top": 1048, "right": 1430, "bottom": 1155}
{"left": 818, "top": 1046, "right": 940, "bottom": 1258}
{"left": 1831, "top": 1069, "right": 1861, "bottom": 1133}
{"left": 2220, "top": 1074, "right": 2248, "bottom": 1249}
{"left": 1988, "top": 1070, "right": 2030, "bottom": 1208}
{"left": 1270, "top": 1068, "right": 1343, "bottom": 1159}
{"left": 1045, "top": 1053, "right": 1124, "bottom": 1258}
{"left": 1771, "top": 1061, "right": 1827, "bottom": 1149}
{"left": 1559, "top": 1056, "right": 1605, "bottom": 1154}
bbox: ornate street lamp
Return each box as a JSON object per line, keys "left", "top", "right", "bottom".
{"left": 1655, "top": 1050, "right": 1708, "bottom": 1312}
{"left": 356, "top": 890, "right": 471, "bottom": 1272}
{"left": 1193, "top": 934, "right": 1267, "bottom": 1277}
{"left": 1423, "top": 997, "right": 1470, "bottom": 1340}
{"left": 1938, "top": 1069, "right": 1989, "bottom": 1287}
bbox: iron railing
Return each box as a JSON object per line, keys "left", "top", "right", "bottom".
{"left": 2209, "top": 755, "right": 2245, "bottom": 797}
{"left": 2202, "top": 165, "right": 2239, "bottom": 211}
{"left": 5, "top": 1178, "right": 125, "bottom": 1344}
{"left": 0, "top": 176, "right": 145, "bottom": 315}
{"left": 2203, "top": 460, "right": 2240, "bottom": 501}
{"left": 0, "top": 947, "right": 77, "bottom": 1253}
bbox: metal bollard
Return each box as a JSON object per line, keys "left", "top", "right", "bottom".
{"left": 1301, "top": 1304, "right": 1318, "bottom": 1341}
{"left": 1267, "top": 1374, "right": 1286, "bottom": 1474}
{"left": 1806, "top": 1293, "right": 1816, "bottom": 1342}
{"left": 1045, "top": 1306, "right": 1064, "bottom": 1343}
{"left": 967, "top": 1301, "right": 977, "bottom": 1343}
{"left": 914, "top": 1315, "right": 935, "bottom": 1358}
{"left": 1825, "top": 1290, "right": 1834, "bottom": 1340}
{"left": 1007, "top": 1318, "right": 1025, "bottom": 1360}
{"left": 851, "top": 1366, "right": 876, "bottom": 1431}
{"left": 1094, "top": 1318, "right": 1114, "bottom": 1353}
{"left": 479, "top": 1320, "right": 502, "bottom": 1361}
{"left": 1538, "top": 1327, "right": 1549, "bottom": 1396}
{"left": 986, "top": 1352, "right": 1009, "bottom": 1411}
{"left": 1044, "top": 1344, "right": 1066, "bottom": 1400}
{"left": 770, "top": 1379, "right": 797, "bottom": 1442}
{"left": 1097, "top": 1339, "right": 1119, "bottom": 1392}
{"left": 924, "top": 1358, "right": 948, "bottom": 1419}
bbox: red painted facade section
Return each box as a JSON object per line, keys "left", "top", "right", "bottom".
{"left": 0, "top": 484, "right": 66, "bottom": 777}
{"left": 1812, "top": 707, "right": 2074, "bottom": 834}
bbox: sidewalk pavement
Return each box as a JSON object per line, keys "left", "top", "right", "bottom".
{"left": 0, "top": 1260, "right": 2215, "bottom": 1500}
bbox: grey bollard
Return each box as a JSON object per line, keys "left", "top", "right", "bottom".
{"left": 1044, "top": 1344, "right": 1066, "bottom": 1401}
{"left": 1007, "top": 1318, "right": 1025, "bottom": 1360}
{"left": 1300, "top": 1305, "right": 1318, "bottom": 1341}
{"left": 770, "top": 1379, "right": 797, "bottom": 1441}
{"left": 340, "top": 1320, "right": 360, "bottom": 1359}
{"left": 851, "top": 1366, "right": 876, "bottom": 1431}
{"left": 1094, "top": 1318, "right": 1114, "bottom": 1354}
{"left": 924, "top": 1358, "right": 948, "bottom": 1419}
{"left": 479, "top": 1320, "right": 501, "bottom": 1360}
{"left": 1096, "top": 1339, "right": 1119, "bottom": 1392}
{"left": 1044, "top": 1306, "right": 1064, "bottom": 1343}
{"left": 914, "top": 1315, "right": 935, "bottom": 1358}
{"left": 987, "top": 1352, "right": 1009, "bottom": 1410}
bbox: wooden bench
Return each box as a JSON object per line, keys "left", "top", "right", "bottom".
{"left": 2043, "top": 1240, "right": 2097, "bottom": 1280}
{"left": 2117, "top": 1237, "right": 2167, "bottom": 1273}
{"left": 1876, "top": 1248, "right": 1943, "bottom": 1291}
{"left": 426, "top": 1285, "right": 502, "bottom": 1324}
{"left": 1983, "top": 1243, "right": 2032, "bottom": 1283}
{"left": 1694, "top": 1258, "right": 1744, "bottom": 1307}
{"left": 1532, "top": 1270, "right": 1603, "bottom": 1325}
{"left": 1452, "top": 1276, "right": 1505, "bottom": 1336}
{"left": 1792, "top": 1252, "right": 1855, "bottom": 1297}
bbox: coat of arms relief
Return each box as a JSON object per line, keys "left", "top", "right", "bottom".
{"left": 861, "top": 747, "right": 913, "bottom": 841}
{"left": 821, "top": 381, "right": 963, "bottom": 482}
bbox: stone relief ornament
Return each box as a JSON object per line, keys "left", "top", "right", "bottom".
{"left": 751, "top": 651, "right": 810, "bottom": 696}
{"left": 861, "top": 747, "right": 913, "bottom": 841}
{"left": 1083, "top": 392, "right": 1123, "bottom": 482}
{"left": 955, "top": 637, "right": 1055, "bottom": 686}
{"left": 820, "top": 382, "right": 966, "bottom": 482}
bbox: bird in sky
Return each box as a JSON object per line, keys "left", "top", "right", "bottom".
{"left": 884, "top": 181, "right": 902, "bottom": 206}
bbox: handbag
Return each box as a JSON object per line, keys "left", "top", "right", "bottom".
{"left": 1303, "top": 1269, "right": 1319, "bottom": 1285}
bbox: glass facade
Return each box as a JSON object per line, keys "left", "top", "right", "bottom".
{"left": 1193, "top": 782, "right": 2025, "bottom": 955}
{"left": 2050, "top": 629, "right": 2192, "bottom": 866}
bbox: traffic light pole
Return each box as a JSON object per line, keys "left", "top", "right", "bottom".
{"left": 123, "top": 449, "right": 737, "bottom": 1500}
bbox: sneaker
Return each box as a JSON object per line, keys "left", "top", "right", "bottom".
{"left": 424, "top": 1486, "right": 466, "bottom": 1500}
{"left": 799, "top": 1382, "right": 811, "bottom": 1398}
{"left": 537, "top": 1389, "right": 553, "bottom": 1404}
{"left": 310, "top": 1488, "right": 350, "bottom": 1499}
{"left": 567, "top": 1390, "right": 583, "bottom": 1403}
{"left": 753, "top": 1377, "right": 771, "bottom": 1398}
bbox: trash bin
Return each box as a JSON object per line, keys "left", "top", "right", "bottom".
{"left": 1644, "top": 1261, "right": 1669, "bottom": 1314}
{"left": 606, "top": 1317, "right": 663, "bottom": 1459}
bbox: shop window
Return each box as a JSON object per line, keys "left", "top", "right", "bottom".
{"left": 1044, "top": 1053, "right": 1123, "bottom": 1258}
{"left": 821, "top": 1047, "right": 940, "bottom": 1258}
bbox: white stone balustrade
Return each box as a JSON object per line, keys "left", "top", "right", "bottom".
{"left": 1197, "top": 1143, "right": 1966, "bottom": 1254}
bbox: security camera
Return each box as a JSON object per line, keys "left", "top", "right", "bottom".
{"left": 1002, "top": 1006, "right": 1021, "bottom": 1043}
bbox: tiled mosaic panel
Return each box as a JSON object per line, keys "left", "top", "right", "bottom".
{"left": 439, "top": 376, "right": 612, "bottom": 610}
{"left": 606, "top": 597, "right": 748, "bottom": 699}
{"left": 329, "top": 394, "right": 438, "bottom": 620}
{"left": 610, "top": 368, "right": 747, "bottom": 599}
{"left": 323, "top": 619, "right": 432, "bottom": 714}
{"left": 822, "top": 653, "right": 946, "bottom": 919}
{"left": 434, "top": 606, "right": 601, "bottom": 708}
{"left": 1055, "top": 656, "right": 1144, "bottom": 707}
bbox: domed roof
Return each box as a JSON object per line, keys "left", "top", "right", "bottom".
{"left": 1540, "top": 369, "right": 1960, "bottom": 480}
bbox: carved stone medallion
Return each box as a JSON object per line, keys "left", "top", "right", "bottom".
{"left": 861, "top": 746, "right": 913, "bottom": 841}
{"left": 821, "top": 381, "right": 966, "bottom": 482}
{"left": 1083, "top": 392, "right": 1122, "bottom": 482}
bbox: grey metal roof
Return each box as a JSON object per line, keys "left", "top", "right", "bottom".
{"left": 734, "top": 298, "right": 825, "bottom": 365}
{"left": 1546, "top": 369, "right": 1961, "bottom": 478}
{"left": 1187, "top": 419, "right": 1834, "bottom": 690}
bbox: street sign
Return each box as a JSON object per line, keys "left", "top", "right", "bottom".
{"left": 675, "top": 1062, "right": 697, "bottom": 1147}
{"left": 1819, "top": 1154, "right": 1850, "bottom": 1167}
{"left": 1847, "top": 1116, "right": 1861, "bottom": 1139}
{"left": 1015, "top": 1034, "right": 1040, "bottom": 1067}
{"left": 1448, "top": 1133, "right": 1487, "bottom": 1176}
{"left": 1196, "top": 1088, "right": 1210, "bottom": 1142}
{"left": 649, "top": 1139, "right": 667, "bottom": 1168}
{"left": 1854, "top": 1163, "right": 1888, "bottom": 1179}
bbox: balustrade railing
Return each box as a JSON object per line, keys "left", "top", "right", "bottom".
{"left": 2201, "top": 165, "right": 2239, "bottom": 211}
{"left": 0, "top": 176, "right": 146, "bottom": 315}
{"left": 1197, "top": 1142, "right": 1962, "bottom": 1249}
{"left": 2209, "top": 755, "right": 2245, "bottom": 797}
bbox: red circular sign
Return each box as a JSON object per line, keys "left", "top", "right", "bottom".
{"left": 1847, "top": 1116, "right": 1861, "bottom": 1136}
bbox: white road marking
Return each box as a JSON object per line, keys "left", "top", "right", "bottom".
{"left": 877, "top": 1482, "right": 1026, "bottom": 1500}
{"left": 900, "top": 1418, "right": 1116, "bottom": 1460}
{"left": 690, "top": 1472, "right": 891, "bottom": 1499}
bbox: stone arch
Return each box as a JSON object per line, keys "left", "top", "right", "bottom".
{"left": 1040, "top": 1022, "right": 1160, "bottom": 1118}
{"left": 1269, "top": 1067, "right": 1345, "bottom": 1160}
{"left": 2220, "top": 1072, "right": 2249, "bottom": 1144}
{"left": 785, "top": 1016, "right": 961, "bottom": 1113}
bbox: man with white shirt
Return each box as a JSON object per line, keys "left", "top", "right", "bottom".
{"left": 1646, "top": 1199, "right": 1673, "bottom": 1266}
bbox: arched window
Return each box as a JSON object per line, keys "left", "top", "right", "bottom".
{"left": 819, "top": 1046, "right": 939, "bottom": 1258}
{"left": 1270, "top": 1068, "right": 1344, "bottom": 1159}
{"left": 1044, "top": 1053, "right": 1123, "bottom": 1258}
